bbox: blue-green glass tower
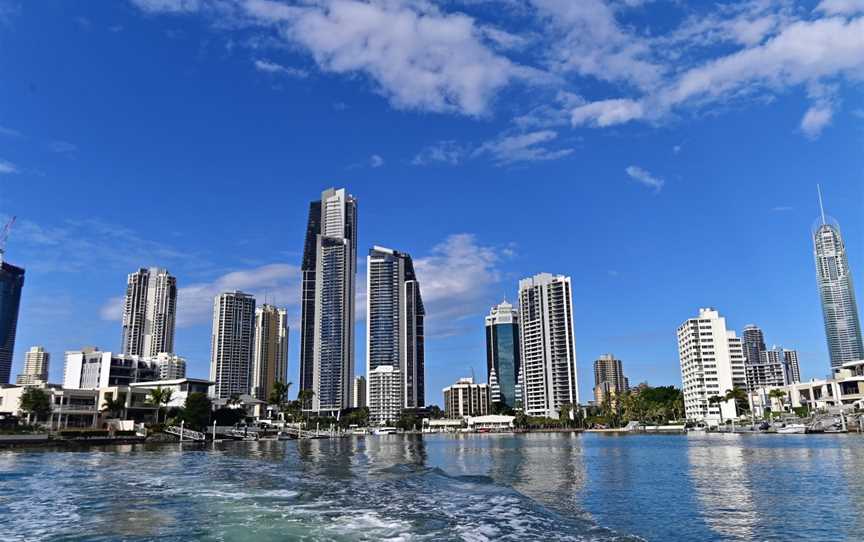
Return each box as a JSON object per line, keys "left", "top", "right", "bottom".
{"left": 485, "top": 300, "right": 520, "bottom": 409}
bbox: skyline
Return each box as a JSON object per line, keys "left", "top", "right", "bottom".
{"left": 1, "top": 1, "right": 863, "bottom": 405}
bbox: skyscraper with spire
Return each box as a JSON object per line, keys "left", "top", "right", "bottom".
{"left": 813, "top": 186, "right": 864, "bottom": 370}
{"left": 299, "top": 187, "right": 357, "bottom": 413}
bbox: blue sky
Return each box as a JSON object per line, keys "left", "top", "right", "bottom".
{"left": 1, "top": 0, "right": 863, "bottom": 405}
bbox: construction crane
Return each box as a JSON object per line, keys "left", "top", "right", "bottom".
{"left": 0, "top": 216, "right": 15, "bottom": 263}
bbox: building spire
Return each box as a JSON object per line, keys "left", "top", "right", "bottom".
{"left": 817, "top": 184, "right": 826, "bottom": 225}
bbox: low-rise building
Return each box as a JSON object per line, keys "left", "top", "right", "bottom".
{"left": 63, "top": 349, "right": 161, "bottom": 389}
{"left": 0, "top": 384, "right": 99, "bottom": 428}
{"left": 443, "top": 377, "right": 489, "bottom": 418}
{"left": 748, "top": 359, "right": 864, "bottom": 416}
{"left": 467, "top": 414, "right": 515, "bottom": 431}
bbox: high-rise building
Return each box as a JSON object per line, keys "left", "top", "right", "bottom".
{"left": 366, "top": 246, "right": 425, "bottom": 423}
{"left": 443, "top": 377, "right": 490, "bottom": 418}
{"left": 518, "top": 273, "right": 579, "bottom": 419}
{"left": 352, "top": 375, "right": 366, "bottom": 409}
{"left": 593, "top": 354, "right": 628, "bottom": 406}
{"left": 120, "top": 268, "right": 177, "bottom": 358}
{"left": 152, "top": 352, "right": 187, "bottom": 380}
{"left": 299, "top": 187, "right": 357, "bottom": 414}
{"left": 677, "top": 308, "right": 747, "bottom": 423}
{"left": 741, "top": 324, "right": 766, "bottom": 366}
{"left": 813, "top": 189, "right": 864, "bottom": 370}
{"left": 744, "top": 346, "right": 801, "bottom": 391}
{"left": 16, "top": 346, "right": 50, "bottom": 386}
{"left": 485, "top": 300, "right": 520, "bottom": 410}
{"left": 251, "top": 304, "right": 289, "bottom": 402}
{"left": 785, "top": 349, "right": 801, "bottom": 383}
{"left": 368, "top": 365, "right": 402, "bottom": 424}
{"left": 209, "top": 291, "right": 256, "bottom": 399}
{"left": 0, "top": 258, "right": 24, "bottom": 384}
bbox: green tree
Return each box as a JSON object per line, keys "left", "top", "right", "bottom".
{"left": 147, "top": 387, "right": 174, "bottom": 424}
{"left": 708, "top": 395, "right": 726, "bottom": 425}
{"left": 268, "top": 381, "right": 291, "bottom": 418}
{"left": 725, "top": 387, "right": 749, "bottom": 417}
{"left": 768, "top": 389, "right": 788, "bottom": 413}
{"left": 181, "top": 392, "right": 212, "bottom": 430}
{"left": 101, "top": 392, "right": 126, "bottom": 419}
{"left": 19, "top": 388, "right": 51, "bottom": 424}
{"left": 297, "top": 389, "right": 315, "bottom": 421}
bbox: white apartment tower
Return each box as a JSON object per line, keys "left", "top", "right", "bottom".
{"left": 518, "top": 273, "right": 579, "bottom": 419}
{"left": 677, "top": 308, "right": 747, "bottom": 423}
{"left": 120, "top": 267, "right": 177, "bottom": 358}
{"left": 209, "top": 291, "right": 256, "bottom": 399}
{"left": 251, "top": 304, "right": 289, "bottom": 402}
{"left": 16, "top": 346, "right": 50, "bottom": 386}
{"left": 367, "top": 365, "right": 402, "bottom": 424}
{"left": 366, "top": 246, "right": 425, "bottom": 424}
{"left": 299, "top": 188, "right": 357, "bottom": 414}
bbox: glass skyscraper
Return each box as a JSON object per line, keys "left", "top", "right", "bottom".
{"left": 366, "top": 246, "right": 425, "bottom": 424}
{"left": 0, "top": 259, "right": 24, "bottom": 384}
{"left": 813, "top": 191, "right": 864, "bottom": 370}
{"left": 485, "top": 300, "right": 520, "bottom": 410}
{"left": 299, "top": 188, "right": 357, "bottom": 413}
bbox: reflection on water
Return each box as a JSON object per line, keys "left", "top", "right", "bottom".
{"left": 686, "top": 435, "right": 757, "bottom": 540}
{"left": 0, "top": 434, "right": 862, "bottom": 541}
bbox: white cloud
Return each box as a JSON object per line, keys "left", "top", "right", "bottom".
{"left": 49, "top": 140, "right": 77, "bottom": 153}
{"left": 531, "top": 0, "right": 662, "bottom": 90}
{"left": 0, "top": 126, "right": 22, "bottom": 138}
{"left": 412, "top": 140, "right": 470, "bottom": 166}
{"left": 245, "top": 0, "right": 530, "bottom": 116}
{"left": 127, "top": 0, "right": 864, "bottom": 138}
{"left": 4, "top": 215, "right": 198, "bottom": 274}
{"left": 369, "top": 154, "right": 384, "bottom": 168}
{"left": 131, "top": 0, "right": 201, "bottom": 13}
{"left": 253, "top": 58, "right": 309, "bottom": 78}
{"left": 815, "top": 0, "right": 864, "bottom": 16}
{"left": 800, "top": 102, "right": 834, "bottom": 138}
{"left": 570, "top": 98, "right": 644, "bottom": 127}
{"left": 100, "top": 263, "right": 301, "bottom": 327}
{"left": 625, "top": 165, "right": 664, "bottom": 192}
{"left": 0, "top": 159, "right": 18, "bottom": 174}
{"left": 474, "top": 130, "right": 573, "bottom": 164}
{"left": 413, "top": 233, "right": 512, "bottom": 337}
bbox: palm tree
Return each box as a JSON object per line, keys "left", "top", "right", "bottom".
{"left": 725, "top": 387, "right": 748, "bottom": 418}
{"left": 101, "top": 392, "right": 126, "bottom": 419}
{"left": 268, "top": 381, "right": 292, "bottom": 418}
{"left": 768, "top": 389, "right": 788, "bottom": 414}
{"left": 708, "top": 395, "right": 726, "bottom": 426}
{"left": 147, "top": 387, "right": 173, "bottom": 424}
{"left": 297, "top": 389, "right": 315, "bottom": 423}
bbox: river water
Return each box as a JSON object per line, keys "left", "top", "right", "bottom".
{"left": 1, "top": 433, "right": 862, "bottom": 541}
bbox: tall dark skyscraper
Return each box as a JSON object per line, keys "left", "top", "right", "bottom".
{"left": 485, "top": 300, "right": 520, "bottom": 409}
{"left": 813, "top": 188, "right": 864, "bottom": 370}
{"left": 741, "top": 324, "right": 766, "bottom": 366}
{"left": 0, "top": 259, "right": 24, "bottom": 384}
{"left": 366, "top": 246, "right": 425, "bottom": 424}
{"left": 299, "top": 188, "right": 357, "bottom": 413}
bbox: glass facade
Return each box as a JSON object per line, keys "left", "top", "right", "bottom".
{"left": 0, "top": 261, "right": 24, "bottom": 384}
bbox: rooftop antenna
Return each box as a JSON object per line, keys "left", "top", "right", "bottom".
{"left": 0, "top": 216, "right": 15, "bottom": 263}
{"left": 817, "top": 184, "right": 826, "bottom": 225}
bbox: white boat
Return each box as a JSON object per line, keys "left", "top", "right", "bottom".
{"left": 686, "top": 423, "right": 708, "bottom": 433}
{"left": 776, "top": 424, "right": 807, "bottom": 434}
{"left": 373, "top": 427, "right": 397, "bottom": 435}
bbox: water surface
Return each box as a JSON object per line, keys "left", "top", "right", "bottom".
{"left": 1, "top": 433, "right": 861, "bottom": 541}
